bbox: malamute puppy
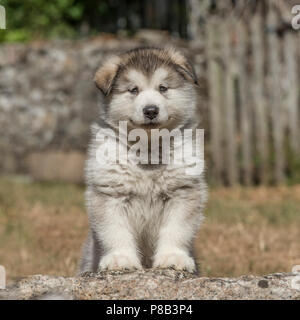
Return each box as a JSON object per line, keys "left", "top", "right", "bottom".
{"left": 79, "top": 47, "right": 207, "bottom": 274}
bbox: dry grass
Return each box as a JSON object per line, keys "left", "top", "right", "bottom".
{"left": 0, "top": 177, "right": 299, "bottom": 282}
{"left": 196, "top": 187, "right": 300, "bottom": 277}
{"left": 0, "top": 177, "right": 87, "bottom": 283}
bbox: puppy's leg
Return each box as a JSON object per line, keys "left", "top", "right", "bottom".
{"left": 153, "top": 195, "right": 203, "bottom": 273}
{"left": 78, "top": 231, "right": 102, "bottom": 274}
{"left": 90, "top": 194, "right": 142, "bottom": 271}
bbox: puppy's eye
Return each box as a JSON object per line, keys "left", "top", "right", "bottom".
{"left": 159, "top": 85, "right": 168, "bottom": 93}
{"left": 128, "top": 87, "right": 139, "bottom": 94}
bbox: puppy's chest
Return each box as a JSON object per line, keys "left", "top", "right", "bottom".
{"left": 108, "top": 163, "right": 196, "bottom": 199}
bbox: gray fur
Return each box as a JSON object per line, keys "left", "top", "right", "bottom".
{"left": 79, "top": 47, "right": 207, "bottom": 274}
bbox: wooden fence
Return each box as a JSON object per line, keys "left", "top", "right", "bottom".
{"left": 198, "top": 0, "right": 300, "bottom": 185}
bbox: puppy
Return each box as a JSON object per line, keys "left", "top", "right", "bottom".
{"left": 79, "top": 47, "right": 207, "bottom": 274}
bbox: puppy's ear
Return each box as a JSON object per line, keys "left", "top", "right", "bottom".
{"left": 167, "top": 48, "right": 198, "bottom": 85}
{"left": 94, "top": 56, "right": 121, "bottom": 95}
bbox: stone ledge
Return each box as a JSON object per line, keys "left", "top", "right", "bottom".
{"left": 1, "top": 269, "right": 299, "bottom": 300}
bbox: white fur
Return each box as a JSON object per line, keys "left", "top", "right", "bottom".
{"left": 79, "top": 50, "right": 207, "bottom": 274}
{"left": 79, "top": 123, "right": 207, "bottom": 273}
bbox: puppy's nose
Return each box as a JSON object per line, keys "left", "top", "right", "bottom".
{"left": 143, "top": 105, "right": 159, "bottom": 120}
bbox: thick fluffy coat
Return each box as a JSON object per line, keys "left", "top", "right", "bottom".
{"left": 79, "top": 47, "right": 207, "bottom": 274}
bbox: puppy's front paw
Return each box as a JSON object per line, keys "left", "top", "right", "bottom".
{"left": 99, "top": 252, "right": 142, "bottom": 271}
{"left": 153, "top": 250, "right": 196, "bottom": 273}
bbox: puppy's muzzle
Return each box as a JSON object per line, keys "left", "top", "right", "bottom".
{"left": 143, "top": 105, "right": 159, "bottom": 120}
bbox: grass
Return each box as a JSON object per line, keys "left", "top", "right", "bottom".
{"left": 196, "top": 187, "right": 300, "bottom": 277}
{"left": 0, "top": 177, "right": 299, "bottom": 282}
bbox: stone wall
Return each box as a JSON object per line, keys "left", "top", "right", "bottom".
{"left": 0, "top": 33, "right": 204, "bottom": 182}
{"left": 1, "top": 269, "right": 299, "bottom": 300}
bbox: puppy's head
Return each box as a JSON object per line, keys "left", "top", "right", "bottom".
{"left": 94, "top": 47, "right": 200, "bottom": 130}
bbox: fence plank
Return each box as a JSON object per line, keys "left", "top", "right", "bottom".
{"left": 283, "top": 31, "right": 299, "bottom": 153}
{"left": 237, "top": 21, "right": 252, "bottom": 185}
{"left": 206, "top": 18, "right": 224, "bottom": 185}
{"left": 222, "top": 20, "right": 238, "bottom": 185}
{"left": 251, "top": 13, "right": 269, "bottom": 184}
{"left": 267, "top": 6, "right": 285, "bottom": 183}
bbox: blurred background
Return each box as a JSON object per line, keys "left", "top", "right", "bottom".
{"left": 0, "top": 0, "right": 299, "bottom": 281}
